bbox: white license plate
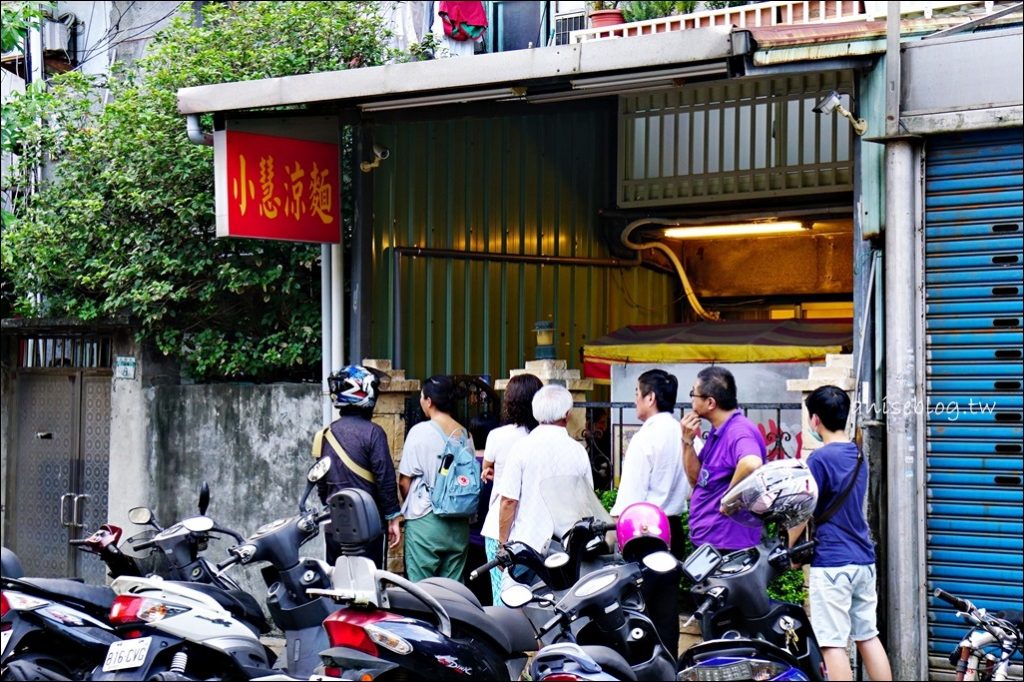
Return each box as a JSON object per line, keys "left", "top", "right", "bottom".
{"left": 102, "top": 637, "right": 152, "bottom": 672}
{"left": 1, "top": 629, "right": 12, "bottom": 657}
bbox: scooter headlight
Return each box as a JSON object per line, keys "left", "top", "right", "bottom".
{"left": 679, "top": 657, "right": 792, "bottom": 681}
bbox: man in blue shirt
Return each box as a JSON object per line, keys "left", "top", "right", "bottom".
{"left": 789, "top": 385, "right": 892, "bottom": 682}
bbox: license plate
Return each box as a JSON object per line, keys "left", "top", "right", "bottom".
{"left": 1, "top": 629, "right": 12, "bottom": 656}
{"left": 102, "top": 637, "right": 152, "bottom": 672}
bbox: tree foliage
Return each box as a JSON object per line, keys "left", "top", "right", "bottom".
{"left": 1, "top": 1, "right": 392, "bottom": 380}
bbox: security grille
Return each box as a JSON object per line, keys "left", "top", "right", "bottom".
{"left": 619, "top": 71, "right": 856, "bottom": 207}
{"left": 17, "top": 334, "right": 112, "bottom": 369}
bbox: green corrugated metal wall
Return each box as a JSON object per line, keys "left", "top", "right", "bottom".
{"left": 368, "top": 108, "right": 678, "bottom": 380}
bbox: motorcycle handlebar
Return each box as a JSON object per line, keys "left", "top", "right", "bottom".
{"left": 934, "top": 588, "right": 973, "bottom": 613}
{"left": 217, "top": 555, "right": 240, "bottom": 571}
{"left": 213, "top": 525, "right": 245, "bottom": 544}
{"left": 591, "top": 521, "right": 616, "bottom": 534}
{"left": 693, "top": 596, "right": 716, "bottom": 621}
{"left": 132, "top": 538, "right": 156, "bottom": 551}
{"left": 470, "top": 556, "right": 504, "bottom": 581}
{"left": 68, "top": 539, "right": 90, "bottom": 546}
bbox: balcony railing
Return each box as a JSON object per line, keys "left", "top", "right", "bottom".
{"left": 570, "top": 0, "right": 998, "bottom": 43}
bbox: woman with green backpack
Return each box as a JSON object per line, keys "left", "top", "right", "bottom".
{"left": 398, "top": 375, "right": 479, "bottom": 581}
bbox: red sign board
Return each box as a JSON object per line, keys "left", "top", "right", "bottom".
{"left": 215, "top": 130, "right": 340, "bottom": 243}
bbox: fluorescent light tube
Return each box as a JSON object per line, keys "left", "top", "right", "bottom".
{"left": 663, "top": 221, "right": 807, "bottom": 239}
{"left": 360, "top": 88, "right": 522, "bottom": 112}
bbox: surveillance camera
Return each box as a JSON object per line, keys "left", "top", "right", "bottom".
{"left": 812, "top": 91, "right": 842, "bottom": 116}
{"left": 373, "top": 144, "right": 390, "bottom": 160}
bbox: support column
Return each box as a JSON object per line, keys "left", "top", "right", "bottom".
{"left": 883, "top": 138, "right": 926, "bottom": 680}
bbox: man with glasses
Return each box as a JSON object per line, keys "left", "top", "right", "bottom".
{"left": 680, "top": 366, "right": 766, "bottom": 552}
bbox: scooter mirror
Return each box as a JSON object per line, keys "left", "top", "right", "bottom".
{"left": 199, "top": 482, "right": 210, "bottom": 516}
{"left": 500, "top": 584, "right": 534, "bottom": 609}
{"left": 642, "top": 550, "right": 679, "bottom": 574}
{"left": 182, "top": 516, "right": 215, "bottom": 533}
{"left": 308, "top": 457, "right": 332, "bottom": 482}
{"left": 544, "top": 552, "right": 570, "bottom": 569}
{"left": 128, "top": 507, "right": 154, "bottom": 526}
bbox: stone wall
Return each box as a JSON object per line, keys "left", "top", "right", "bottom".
{"left": 145, "top": 382, "right": 324, "bottom": 600}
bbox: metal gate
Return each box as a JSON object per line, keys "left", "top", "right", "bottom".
{"left": 8, "top": 370, "right": 111, "bottom": 582}
{"left": 923, "top": 129, "right": 1024, "bottom": 668}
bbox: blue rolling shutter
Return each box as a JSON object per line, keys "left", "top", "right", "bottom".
{"left": 924, "top": 129, "right": 1024, "bottom": 661}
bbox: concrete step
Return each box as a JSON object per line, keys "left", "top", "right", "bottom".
{"left": 825, "top": 353, "right": 854, "bottom": 370}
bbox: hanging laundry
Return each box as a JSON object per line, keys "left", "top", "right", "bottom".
{"left": 438, "top": 1, "right": 487, "bottom": 41}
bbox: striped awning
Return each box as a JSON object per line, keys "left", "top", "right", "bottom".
{"left": 583, "top": 319, "right": 853, "bottom": 380}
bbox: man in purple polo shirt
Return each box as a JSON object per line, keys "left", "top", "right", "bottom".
{"left": 680, "top": 366, "right": 766, "bottom": 552}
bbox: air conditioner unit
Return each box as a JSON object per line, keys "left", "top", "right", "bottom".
{"left": 42, "top": 18, "right": 71, "bottom": 53}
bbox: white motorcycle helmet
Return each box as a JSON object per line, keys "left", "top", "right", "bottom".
{"left": 720, "top": 459, "right": 819, "bottom": 528}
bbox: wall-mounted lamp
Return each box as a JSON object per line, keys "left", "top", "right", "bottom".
{"left": 533, "top": 320, "right": 556, "bottom": 360}
{"left": 360, "top": 144, "right": 390, "bottom": 173}
{"left": 812, "top": 91, "right": 867, "bottom": 136}
{"left": 663, "top": 221, "right": 808, "bottom": 239}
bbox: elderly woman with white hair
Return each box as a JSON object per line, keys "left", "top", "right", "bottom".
{"left": 495, "top": 384, "right": 594, "bottom": 581}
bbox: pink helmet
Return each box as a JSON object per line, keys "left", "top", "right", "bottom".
{"left": 615, "top": 502, "right": 671, "bottom": 562}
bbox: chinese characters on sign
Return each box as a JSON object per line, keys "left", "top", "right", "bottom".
{"left": 216, "top": 130, "right": 340, "bottom": 243}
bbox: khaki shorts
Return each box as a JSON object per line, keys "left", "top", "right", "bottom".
{"left": 809, "top": 563, "right": 880, "bottom": 648}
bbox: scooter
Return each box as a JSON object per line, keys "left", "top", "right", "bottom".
{"left": 510, "top": 553, "right": 678, "bottom": 681}
{"left": 676, "top": 460, "right": 827, "bottom": 682}
{"left": 91, "top": 457, "right": 338, "bottom": 681}
{"left": 1, "top": 488, "right": 227, "bottom": 682}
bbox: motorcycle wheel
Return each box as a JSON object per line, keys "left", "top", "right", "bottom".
{"left": 1, "top": 654, "right": 75, "bottom": 681}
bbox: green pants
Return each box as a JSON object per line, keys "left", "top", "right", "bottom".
{"left": 404, "top": 512, "right": 469, "bottom": 582}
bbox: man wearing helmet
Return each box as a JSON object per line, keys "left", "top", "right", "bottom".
{"left": 610, "top": 369, "right": 691, "bottom": 560}
{"left": 681, "top": 366, "right": 766, "bottom": 552}
{"left": 313, "top": 365, "right": 402, "bottom": 567}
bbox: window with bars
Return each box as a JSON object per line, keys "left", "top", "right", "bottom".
{"left": 17, "top": 335, "right": 113, "bottom": 369}
{"left": 554, "top": 12, "right": 586, "bottom": 45}
{"left": 618, "top": 71, "right": 856, "bottom": 207}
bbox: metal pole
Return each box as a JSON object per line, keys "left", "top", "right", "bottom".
{"left": 883, "top": 11, "right": 926, "bottom": 679}
{"left": 331, "top": 242, "right": 344, "bottom": 375}
{"left": 321, "top": 245, "right": 333, "bottom": 426}
{"left": 884, "top": 139, "right": 925, "bottom": 681}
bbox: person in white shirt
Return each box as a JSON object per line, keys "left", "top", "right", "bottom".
{"left": 479, "top": 373, "right": 543, "bottom": 605}
{"left": 610, "top": 369, "right": 691, "bottom": 559}
{"left": 497, "top": 385, "right": 593, "bottom": 577}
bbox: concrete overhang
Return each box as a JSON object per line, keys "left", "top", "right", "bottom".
{"left": 177, "top": 26, "right": 741, "bottom": 115}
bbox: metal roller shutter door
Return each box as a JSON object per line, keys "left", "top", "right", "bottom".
{"left": 924, "top": 129, "right": 1024, "bottom": 668}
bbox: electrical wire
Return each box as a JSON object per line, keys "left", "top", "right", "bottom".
{"left": 620, "top": 218, "right": 720, "bottom": 321}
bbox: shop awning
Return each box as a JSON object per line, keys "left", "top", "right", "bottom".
{"left": 583, "top": 319, "right": 853, "bottom": 381}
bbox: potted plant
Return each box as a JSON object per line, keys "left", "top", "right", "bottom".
{"left": 621, "top": 1, "right": 696, "bottom": 23}
{"left": 589, "top": 1, "right": 626, "bottom": 28}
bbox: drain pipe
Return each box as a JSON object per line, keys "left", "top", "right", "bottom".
{"left": 621, "top": 218, "right": 719, "bottom": 321}
{"left": 186, "top": 114, "right": 213, "bottom": 146}
{"left": 321, "top": 245, "right": 333, "bottom": 426}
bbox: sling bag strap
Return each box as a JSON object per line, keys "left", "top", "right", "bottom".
{"left": 815, "top": 449, "right": 864, "bottom": 526}
{"left": 311, "top": 426, "right": 376, "bottom": 485}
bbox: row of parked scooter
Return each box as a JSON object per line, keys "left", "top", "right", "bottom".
{"left": 2, "top": 458, "right": 830, "bottom": 681}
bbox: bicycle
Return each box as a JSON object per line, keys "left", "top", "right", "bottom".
{"left": 934, "top": 588, "right": 1022, "bottom": 681}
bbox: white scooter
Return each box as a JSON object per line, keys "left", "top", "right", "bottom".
{"left": 91, "top": 457, "right": 344, "bottom": 681}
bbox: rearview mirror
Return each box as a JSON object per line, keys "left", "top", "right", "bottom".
{"left": 128, "top": 507, "right": 153, "bottom": 525}
{"left": 642, "top": 550, "right": 679, "bottom": 574}
{"left": 308, "top": 457, "right": 332, "bottom": 483}
{"left": 544, "top": 552, "right": 570, "bottom": 569}
{"left": 182, "top": 516, "right": 215, "bottom": 533}
{"left": 199, "top": 482, "right": 210, "bottom": 516}
{"left": 500, "top": 584, "right": 534, "bottom": 609}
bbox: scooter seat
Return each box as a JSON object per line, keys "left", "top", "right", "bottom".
{"left": 387, "top": 583, "right": 537, "bottom": 654}
{"left": 166, "top": 581, "right": 270, "bottom": 634}
{"left": 13, "top": 577, "right": 115, "bottom": 616}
